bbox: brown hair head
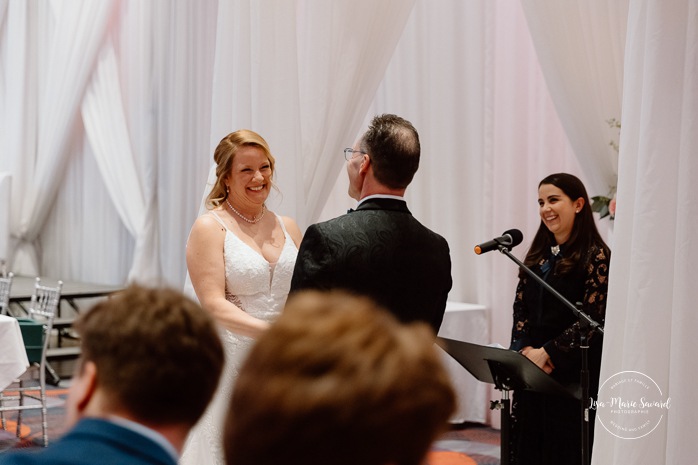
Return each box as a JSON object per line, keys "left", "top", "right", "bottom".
{"left": 74, "top": 284, "right": 224, "bottom": 426}
{"left": 225, "top": 290, "right": 455, "bottom": 465}
{"left": 361, "top": 114, "right": 420, "bottom": 189}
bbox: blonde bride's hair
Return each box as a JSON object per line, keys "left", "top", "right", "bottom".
{"left": 206, "top": 130, "right": 277, "bottom": 209}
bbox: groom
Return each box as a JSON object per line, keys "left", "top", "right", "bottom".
{"left": 290, "top": 114, "right": 452, "bottom": 333}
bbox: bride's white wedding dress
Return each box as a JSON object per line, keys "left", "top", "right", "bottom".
{"left": 179, "top": 211, "right": 298, "bottom": 465}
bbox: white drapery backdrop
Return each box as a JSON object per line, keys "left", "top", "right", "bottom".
{"left": 2, "top": 2, "right": 697, "bottom": 459}
{"left": 81, "top": 40, "right": 157, "bottom": 282}
{"left": 591, "top": 1, "right": 698, "bottom": 463}
{"left": 521, "top": 0, "right": 628, "bottom": 196}
{"left": 4, "top": 0, "right": 115, "bottom": 276}
{"left": 0, "top": 0, "right": 218, "bottom": 284}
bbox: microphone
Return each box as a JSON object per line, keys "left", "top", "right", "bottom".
{"left": 474, "top": 229, "right": 523, "bottom": 255}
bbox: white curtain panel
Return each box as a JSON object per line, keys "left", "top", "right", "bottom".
{"left": 151, "top": 0, "right": 218, "bottom": 286}
{"left": 0, "top": 0, "right": 219, "bottom": 286}
{"left": 294, "top": 0, "right": 417, "bottom": 226}
{"left": 2, "top": 0, "right": 39, "bottom": 271}
{"left": 81, "top": 43, "right": 143, "bottom": 235}
{"left": 0, "top": 0, "right": 8, "bottom": 143}
{"left": 11, "top": 0, "right": 114, "bottom": 275}
{"left": 81, "top": 40, "right": 159, "bottom": 283}
{"left": 0, "top": 173, "right": 10, "bottom": 263}
{"left": 520, "top": 0, "right": 629, "bottom": 196}
{"left": 41, "top": 0, "right": 217, "bottom": 287}
{"left": 0, "top": 0, "right": 8, "bottom": 33}
{"left": 40, "top": 129, "right": 135, "bottom": 284}
{"left": 592, "top": 1, "right": 698, "bottom": 463}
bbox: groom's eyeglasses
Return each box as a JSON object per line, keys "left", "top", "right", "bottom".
{"left": 343, "top": 148, "right": 367, "bottom": 161}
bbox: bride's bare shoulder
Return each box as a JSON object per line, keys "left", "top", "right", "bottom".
{"left": 191, "top": 210, "right": 228, "bottom": 235}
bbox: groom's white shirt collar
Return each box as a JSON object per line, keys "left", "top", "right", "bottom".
{"left": 357, "top": 194, "right": 405, "bottom": 207}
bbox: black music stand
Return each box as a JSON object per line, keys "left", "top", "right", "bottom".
{"left": 437, "top": 338, "right": 580, "bottom": 465}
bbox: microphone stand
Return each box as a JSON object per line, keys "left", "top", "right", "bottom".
{"left": 497, "top": 245, "right": 603, "bottom": 465}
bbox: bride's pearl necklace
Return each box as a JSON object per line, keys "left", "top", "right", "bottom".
{"left": 226, "top": 199, "right": 266, "bottom": 224}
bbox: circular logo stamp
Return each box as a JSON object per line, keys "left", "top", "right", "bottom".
{"left": 592, "top": 371, "right": 671, "bottom": 439}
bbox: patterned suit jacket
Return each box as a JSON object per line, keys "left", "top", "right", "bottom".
{"left": 290, "top": 198, "right": 452, "bottom": 333}
{"left": 0, "top": 418, "right": 177, "bottom": 465}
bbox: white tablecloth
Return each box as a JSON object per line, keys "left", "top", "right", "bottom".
{"left": 0, "top": 315, "right": 29, "bottom": 390}
{"left": 437, "top": 301, "right": 490, "bottom": 424}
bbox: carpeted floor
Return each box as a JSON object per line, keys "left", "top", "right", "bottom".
{"left": 0, "top": 387, "right": 501, "bottom": 464}
{"left": 0, "top": 387, "right": 70, "bottom": 451}
{"left": 432, "top": 423, "right": 501, "bottom": 465}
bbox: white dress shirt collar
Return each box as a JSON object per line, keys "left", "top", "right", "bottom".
{"left": 357, "top": 194, "right": 405, "bottom": 207}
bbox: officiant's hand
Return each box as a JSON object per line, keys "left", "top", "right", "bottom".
{"left": 521, "top": 346, "right": 554, "bottom": 374}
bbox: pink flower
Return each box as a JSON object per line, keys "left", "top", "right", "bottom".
{"left": 609, "top": 197, "right": 616, "bottom": 219}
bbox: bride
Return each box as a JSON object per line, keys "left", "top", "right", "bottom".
{"left": 181, "top": 130, "right": 301, "bottom": 464}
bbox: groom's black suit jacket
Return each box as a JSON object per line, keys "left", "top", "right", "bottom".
{"left": 290, "top": 198, "right": 452, "bottom": 333}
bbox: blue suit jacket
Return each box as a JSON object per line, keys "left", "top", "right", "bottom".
{"left": 0, "top": 418, "right": 176, "bottom": 465}
{"left": 290, "top": 198, "right": 452, "bottom": 332}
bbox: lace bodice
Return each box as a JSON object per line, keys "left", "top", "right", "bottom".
{"left": 219, "top": 212, "right": 297, "bottom": 322}
{"left": 180, "top": 211, "right": 298, "bottom": 465}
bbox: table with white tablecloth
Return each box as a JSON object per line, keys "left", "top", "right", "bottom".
{"left": 437, "top": 301, "right": 490, "bottom": 424}
{"left": 0, "top": 315, "right": 29, "bottom": 390}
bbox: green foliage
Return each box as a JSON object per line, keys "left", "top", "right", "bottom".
{"left": 591, "top": 195, "right": 612, "bottom": 219}
{"left": 591, "top": 118, "right": 621, "bottom": 220}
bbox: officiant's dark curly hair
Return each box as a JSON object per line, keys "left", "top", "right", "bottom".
{"left": 225, "top": 290, "right": 455, "bottom": 465}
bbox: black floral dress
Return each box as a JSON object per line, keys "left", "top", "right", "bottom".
{"left": 509, "top": 243, "right": 610, "bottom": 465}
